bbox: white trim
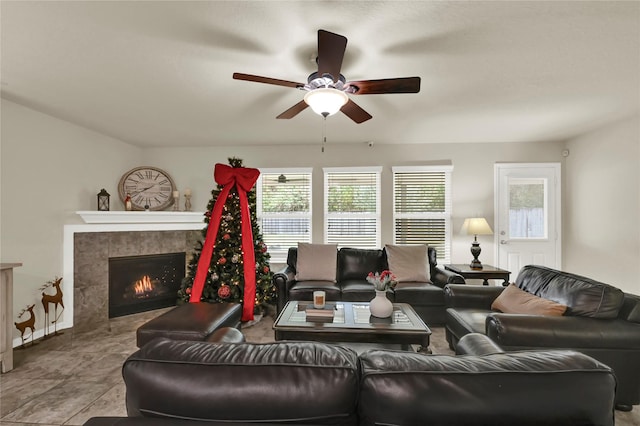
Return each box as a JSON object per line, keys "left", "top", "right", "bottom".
{"left": 323, "top": 166, "right": 383, "bottom": 173}
{"left": 392, "top": 165, "right": 454, "bottom": 173}
{"left": 259, "top": 167, "right": 313, "bottom": 174}
{"left": 76, "top": 211, "right": 205, "bottom": 224}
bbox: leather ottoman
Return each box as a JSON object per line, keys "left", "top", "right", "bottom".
{"left": 136, "top": 302, "right": 242, "bottom": 348}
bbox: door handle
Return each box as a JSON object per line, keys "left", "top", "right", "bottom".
{"left": 500, "top": 240, "right": 508, "bottom": 245}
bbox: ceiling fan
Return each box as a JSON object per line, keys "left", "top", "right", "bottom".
{"left": 277, "top": 174, "right": 307, "bottom": 184}
{"left": 233, "top": 30, "right": 421, "bottom": 124}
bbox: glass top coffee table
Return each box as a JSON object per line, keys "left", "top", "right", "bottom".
{"left": 273, "top": 301, "right": 431, "bottom": 352}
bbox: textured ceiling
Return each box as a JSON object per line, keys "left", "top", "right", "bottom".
{"left": 1, "top": 1, "right": 638, "bottom": 147}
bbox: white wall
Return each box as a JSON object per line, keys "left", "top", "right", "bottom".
{"left": 564, "top": 115, "right": 640, "bottom": 294}
{"left": 0, "top": 99, "right": 142, "bottom": 342}
{"left": 143, "top": 141, "right": 565, "bottom": 269}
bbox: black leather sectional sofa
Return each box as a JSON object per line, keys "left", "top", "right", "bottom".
{"left": 84, "top": 335, "right": 616, "bottom": 425}
{"left": 273, "top": 246, "right": 464, "bottom": 325}
{"left": 445, "top": 264, "right": 640, "bottom": 410}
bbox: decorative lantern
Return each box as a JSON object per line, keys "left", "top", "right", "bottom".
{"left": 97, "top": 189, "right": 110, "bottom": 211}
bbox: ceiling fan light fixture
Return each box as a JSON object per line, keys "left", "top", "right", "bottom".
{"left": 304, "top": 88, "right": 348, "bottom": 117}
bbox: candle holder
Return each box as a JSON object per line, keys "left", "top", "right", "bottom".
{"left": 173, "top": 193, "right": 180, "bottom": 211}
{"left": 184, "top": 194, "right": 192, "bottom": 211}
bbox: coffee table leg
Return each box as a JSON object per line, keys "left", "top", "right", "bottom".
{"left": 417, "top": 345, "right": 432, "bottom": 354}
{"left": 417, "top": 335, "right": 432, "bottom": 354}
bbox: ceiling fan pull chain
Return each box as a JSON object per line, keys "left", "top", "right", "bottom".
{"left": 322, "top": 117, "right": 327, "bottom": 153}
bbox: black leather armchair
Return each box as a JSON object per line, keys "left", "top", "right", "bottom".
{"left": 273, "top": 246, "right": 464, "bottom": 325}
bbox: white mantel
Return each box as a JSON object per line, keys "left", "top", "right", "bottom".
{"left": 58, "top": 212, "right": 207, "bottom": 337}
{"left": 76, "top": 211, "right": 206, "bottom": 224}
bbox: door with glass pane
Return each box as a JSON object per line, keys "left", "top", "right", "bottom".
{"left": 494, "top": 163, "right": 561, "bottom": 275}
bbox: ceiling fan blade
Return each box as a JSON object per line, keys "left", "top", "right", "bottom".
{"left": 233, "top": 73, "right": 304, "bottom": 89}
{"left": 276, "top": 100, "right": 309, "bottom": 119}
{"left": 317, "top": 30, "right": 347, "bottom": 83}
{"left": 340, "top": 99, "right": 372, "bottom": 124}
{"left": 345, "top": 77, "right": 421, "bottom": 95}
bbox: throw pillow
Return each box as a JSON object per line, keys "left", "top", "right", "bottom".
{"left": 295, "top": 243, "right": 337, "bottom": 282}
{"left": 492, "top": 284, "right": 567, "bottom": 316}
{"left": 384, "top": 244, "right": 430, "bottom": 282}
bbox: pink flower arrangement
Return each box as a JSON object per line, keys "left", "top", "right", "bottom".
{"left": 366, "top": 270, "right": 397, "bottom": 291}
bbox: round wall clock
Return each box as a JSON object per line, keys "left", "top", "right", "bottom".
{"left": 118, "top": 166, "right": 177, "bottom": 211}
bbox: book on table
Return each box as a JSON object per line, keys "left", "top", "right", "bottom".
{"left": 301, "top": 302, "right": 336, "bottom": 321}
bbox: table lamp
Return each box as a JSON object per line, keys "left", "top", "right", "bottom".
{"left": 461, "top": 217, "right": 493, "bottom": 270}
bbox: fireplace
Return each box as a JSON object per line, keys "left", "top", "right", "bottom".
{"left": 108, "top": 252, "right": 186, "bottom": 318}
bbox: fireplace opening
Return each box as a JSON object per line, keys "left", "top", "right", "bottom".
{"left": 108, "top": 252, "right": 186, "bottom": 318}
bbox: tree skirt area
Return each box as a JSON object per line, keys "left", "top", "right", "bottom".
{"left": 241, "top": 314, "right": 263, "bottom": 328}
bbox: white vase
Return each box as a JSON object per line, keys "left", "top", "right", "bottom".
{"left": 369, "top": 290, "right": 393, "bottom": 318}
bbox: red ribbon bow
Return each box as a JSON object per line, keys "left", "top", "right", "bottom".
{"left": 189, "top": 163, "right": 260, "bottom": 321}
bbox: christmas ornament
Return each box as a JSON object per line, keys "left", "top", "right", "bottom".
{"left": 186, "top": 287, "right": 191, "bottom": 294}
{"left": 223, "top": 233, "right": 231, "bottom": 240}
{"left": 211, "top": 273, "right": 219, "bottom": 281}
{"left": 218, "top": 257, "right": 227, "bottom": 265}
{"left": 218, "top": 285, "right": 231, "bottom": 299}
{"left": 263, "top": 266, "right": 270, "bottom": 274}
{"left": 232, "top": 254, "right": 240, "bottom": 263}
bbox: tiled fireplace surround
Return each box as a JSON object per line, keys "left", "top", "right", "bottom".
{"left": 64, "top": 213, "right": 205, "bottom": 334}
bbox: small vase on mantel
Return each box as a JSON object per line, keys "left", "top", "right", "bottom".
{"left": 369, "top": 290, "right": 393, "bottom": 318}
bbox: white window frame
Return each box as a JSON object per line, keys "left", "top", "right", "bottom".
{"left": 257, "top": 168, "right": 312, "bottom": 263}
{"left": 392, "top": 165, "right": 453, "bottom": 263}
{"left": 323, "top": 166, "right": 382, "bottom": 248}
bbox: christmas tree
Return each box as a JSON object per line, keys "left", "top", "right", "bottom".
{"left": 178, "top": 157, "right": 275, "bottom": 321}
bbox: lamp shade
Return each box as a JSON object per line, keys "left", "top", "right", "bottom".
{"left": 304, "top": 88, "right": 348, "bottom": 117}
{"left": 461, "top": 217, "right": 493, "bottom": 236}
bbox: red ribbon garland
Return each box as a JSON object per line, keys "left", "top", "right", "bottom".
{"left": 189, "top": 163, "right": 260, "bottom": 321}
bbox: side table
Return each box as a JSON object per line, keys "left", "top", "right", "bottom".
{"left": 444, "top": 264, "right": 510, "bottom": 286}
{"left": 1, "top": 263, "right": 22, "bottom": 373}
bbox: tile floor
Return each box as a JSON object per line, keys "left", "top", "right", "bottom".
{"left": 1, "top": 307, "right": 638, "bottom": 425}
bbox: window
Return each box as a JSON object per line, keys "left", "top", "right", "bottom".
{"left": 392, "top": 166, "right": 453, "bottom": 262}
{"left": 508, "top": 178, "right": 547, "bottom": 239}
{"left": 257, "top": 169, "right": 312, "bottom": 263}
{"left": 324, "top": 167, "right": 381, "bottom": 248}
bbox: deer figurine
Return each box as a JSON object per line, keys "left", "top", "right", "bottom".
{"left": 14, "top": 304, "right": 36, "bottom": 348}
{"left": 42, "top": 277, "right": 64, "bottom": 336}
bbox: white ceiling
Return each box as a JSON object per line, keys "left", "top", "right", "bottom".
{"left": 1, "top": 1, "right": 639, "bottom": 148}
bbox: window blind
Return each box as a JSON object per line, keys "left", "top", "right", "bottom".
{"left": 393, "top": 167, "right": 453, "bottom": 262}
{"left": 324, "top": 168, "right": 381, "bottom": 248}
{"left": 257, "top": 171, "right": 312, "bottom": 262}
